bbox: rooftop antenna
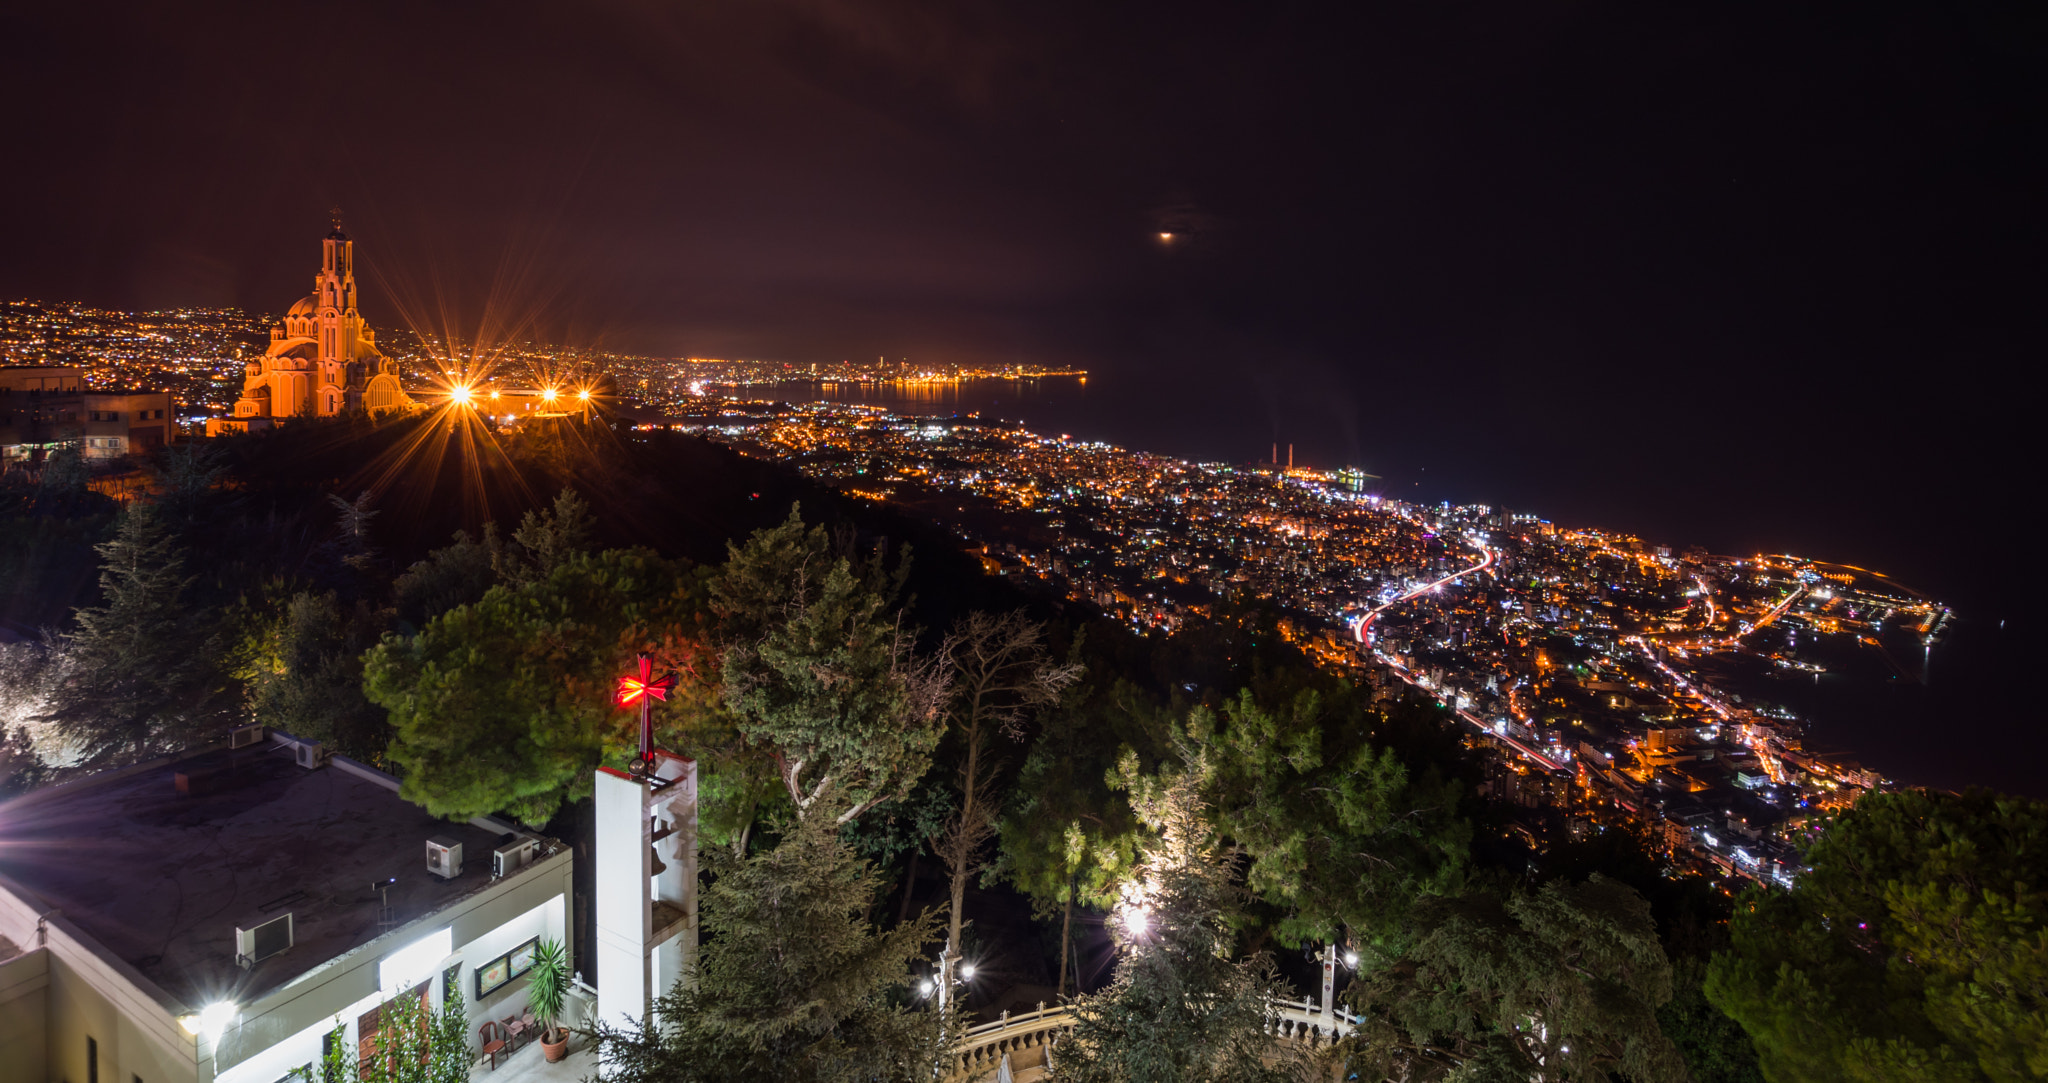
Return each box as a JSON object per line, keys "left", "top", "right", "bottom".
{"left": 373, "top": 877, "right": 398, "bottom": 930}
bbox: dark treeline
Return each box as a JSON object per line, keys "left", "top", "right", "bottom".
{"left": 2, "top": 416, "right": 2039, "bottom": 1083}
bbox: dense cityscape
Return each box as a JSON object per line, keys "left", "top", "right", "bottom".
{"left": 2, "top": 295, "right": 1950, "bottom": 893}
{"left": 4, "top": 5, "right": 2038, "bottom": 1079}
{"left": 660, "top": 399, "right": 1949, "bottom": 890}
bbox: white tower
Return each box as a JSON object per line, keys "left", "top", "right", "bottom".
{"left": 594, "top": 751, "right": 698, "bottom": 1035}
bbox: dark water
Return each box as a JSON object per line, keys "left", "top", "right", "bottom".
{"left": 740, "top": 376, "right": 2040, "bottom": 800}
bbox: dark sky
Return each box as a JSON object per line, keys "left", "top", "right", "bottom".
{"left": 2, "top": 0, "right": 2042, "bottom": 616}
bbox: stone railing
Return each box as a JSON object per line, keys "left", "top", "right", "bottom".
{"left": 946, "top": 996, "right": 1357, "bottom": 1080}
{"left": 949, "top": 1004, "right": 1072, "bottom": 1081}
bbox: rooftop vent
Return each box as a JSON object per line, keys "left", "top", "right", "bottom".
{"left": 294, "top": 741, "right": 328, "bottom": 769}
{"left": 229, "top": 724, "right": 265, "bottom": 749}
{"left": 426, "top": 836, "right": 463, "bottom": 880}
{"left": 234, "top": 912, "right": 294, "bottom": 969}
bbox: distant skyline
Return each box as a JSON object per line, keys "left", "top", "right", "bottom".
{"left": 3, "top": 1, "right": 2041, "bottom": 622}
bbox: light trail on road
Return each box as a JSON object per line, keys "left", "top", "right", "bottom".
{"left": 1343, "top": 532, "right": 1569, "bottom": 772}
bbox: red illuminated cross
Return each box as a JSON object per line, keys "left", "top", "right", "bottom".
{"left": 618, "top": 655, "right": 676, "bottom": 766}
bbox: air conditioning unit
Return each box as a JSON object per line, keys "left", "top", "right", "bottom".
{"left": 492, "top": 836, "right": 537, "bottom": 879}
{"left": 235, "top": 913, "right": 294, "bottom": 969}
{"left": 229, "top": 724, "right": 265, "bottom": 749}
{"left": 426, "top": 836, "right": 463, "bottom": 880}
{"left": 294, "top": 741, "right": 328, "bottom": 769}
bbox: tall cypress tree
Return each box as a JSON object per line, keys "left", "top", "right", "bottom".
{"left": 43, "top": 504, "right": 237, "bottom": 765}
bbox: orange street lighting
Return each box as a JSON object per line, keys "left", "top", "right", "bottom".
{"left": 577, "top": 389, "right": 592, "bottom": 401}
{"left": 450, "top": 384, "right": 474, "bottom": 406}
{"left": 542, "top": 387, "right": 558, "bottom": 403}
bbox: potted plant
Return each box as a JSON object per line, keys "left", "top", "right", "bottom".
{"left": 526, "top": 938, "right": 572, "bottom": 1062}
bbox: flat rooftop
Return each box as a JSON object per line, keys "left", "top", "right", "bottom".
{"left": 0, "top": 743, "right": 514, "bottom": 1008}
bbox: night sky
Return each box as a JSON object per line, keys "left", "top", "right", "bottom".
{"left": 3, "top": 1, "right": 2041, "bottom": 621}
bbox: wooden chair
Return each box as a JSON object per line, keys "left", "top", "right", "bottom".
{"left": 478, "top": 1021, "right": 509, "bottom": 1070}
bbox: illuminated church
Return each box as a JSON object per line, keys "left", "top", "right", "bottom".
{"left": 208, "top": 224, "right": 412, "bottom": 435}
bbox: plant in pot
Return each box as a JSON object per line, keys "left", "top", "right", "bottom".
{"left": 526, "top": 938, "right": 572, "bottom": 1062}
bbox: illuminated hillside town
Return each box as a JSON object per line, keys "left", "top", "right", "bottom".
{"left": 2, "top": 275, "right": 1946, "bottom": 890}
{"left": 651, "top": 399, "right": 1946, "bottom": 888}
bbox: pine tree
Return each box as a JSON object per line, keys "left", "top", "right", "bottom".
{"left": 1058, "top": 757, "right": 1310, "bottom": 1083}
{"left": 711, "top": 507, "right": 948, "bottom": 826}
{"left": 250, "top": 590, "right": 391, "bottom": 758}
{"left": 391, "top": 525, "right": 505, "bottom": 629}
{"left": 500, "top": 487, "right": 595, "bottom": 585}
{"left": 1344, "top": 876, "right": 1689, "bottom": 1082}
{"left": 42, "top": 504, "right": 237, "bottom": 765}
{"left": 589, "top": 807, "right": 953, "bottom": 1083}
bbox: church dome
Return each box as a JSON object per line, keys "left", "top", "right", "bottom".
{"left": 287, "top": 294, "right": 319, "bottom": 318}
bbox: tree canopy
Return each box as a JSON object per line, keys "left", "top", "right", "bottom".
{"left": 364, "top": 546, "right": 711, "bottom": 823}
{"left": 40, "top": 504, "right": 240, "bottom": 765}
{"left": 711, "top": 507, "right": 948, "bottom": 825}
{"left": 1344, "top": 875, "right": 1689, "bottom": 1083}
{"left": 588, "top": 806, "right": 951, "bottom": 1083}
{"left": 1058, "top": 757, "right": 1309, "bottom": 1083}
{"left": 1194, "top": 686, "right": 1469, "bottom": 952}
{"left": 1707, "top": 788, "right": 2048, "bottom": 1083}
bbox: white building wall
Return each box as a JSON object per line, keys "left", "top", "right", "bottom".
{"left": 0, "top": 949, "right": 50, "bottom": 1083}
{"left": 210, "top": 848, "right": 573, "bottom": 1083}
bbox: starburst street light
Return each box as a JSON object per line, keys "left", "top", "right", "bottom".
{"left": 542, "top": 387, "right": 558, "bottom": 403}
{"left": 449, "top": 383, "right": 474, "bottom": 406}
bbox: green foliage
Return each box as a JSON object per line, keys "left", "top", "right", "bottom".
{"left": 318, "top": 991, "right": 471, "bottom": 1083}
{"left": 40, "top": 503, "right": 241, "bottom": 765}
{"left": 392, "top": 526, "right": 504, "bottom": 629}
{"left": 1344, "top": 876, "right": 1689, "bottom": 1083}
{"left": 36, "top": 439, "right": 90, "bottom": 498}
{"left": 1659, "top": 959, "right": 1765, "bottom": 1083}
{"left": 526, "top": 938, "right": 570, "bottom": 1041}
{"left": 995, "top": 672, "right": 1155, "bottom": 916}
{"left": 365, "top": 547, "right": 710, "bottom": 824}
{"left": 0, "top": 724, "right": 52, "bottom": 798}
{"left": 1706, "top": 788, "right": 2048, "bottom": 1083}
{"left": 1195, "top": 687, "right": 1468, "bottom": 953}
{"left": 500, "top": 487, "right": 595, "bottom": 586}
{"left": 587, "top": 807, "right": 952, "bottom": 1083}
{"left": 250, "top": 590, "right": 391, "bottom": 759}
{"left": 711, "top": 507, "right": 946, "bottom": 825}
{"left": 992, "top": 670, "right": 1149, "bottom": 996}
{"left": 1059, "top": 760, "right": 1309, "bottom": 1083}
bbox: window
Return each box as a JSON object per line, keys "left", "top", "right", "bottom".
{"left": 88, "top": 1037, "right": 98, "bottom": 1083}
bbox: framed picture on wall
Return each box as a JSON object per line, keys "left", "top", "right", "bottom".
{"left": 476, "top": 954, "right": 512, "bottom": 999}
{"left": 507, "top": 937, "right": 540, "bottom": 981}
